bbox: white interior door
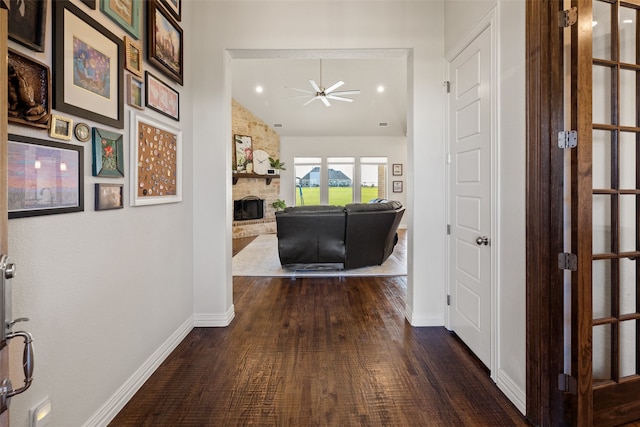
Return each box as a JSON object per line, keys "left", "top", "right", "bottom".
{"left": 448, "top": 26, "right": 493, "bottom": 368}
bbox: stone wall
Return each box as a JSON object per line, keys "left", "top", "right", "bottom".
{"left": 232, "top": 99, "right": 281, "bottom": 238}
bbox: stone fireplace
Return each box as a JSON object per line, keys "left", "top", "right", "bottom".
{"left": 233, "top": 197, "right": 264, "bottom": 221}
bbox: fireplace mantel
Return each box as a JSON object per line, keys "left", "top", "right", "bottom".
{"left": 232, "top": 173, "right": 279, "bottom": 186}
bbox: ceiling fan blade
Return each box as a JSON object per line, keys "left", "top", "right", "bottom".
{"left": 326, "top": 95, "right": 354, "bottom": 102}
{"left": 331, "top": 90, "right": 360, "bottom": 96}
{"left": 309, "top": 80, "right": 321, "bottom": 93}
{"left": 324, "top": 80, "right": 344, "bottom": 94}
{"left": 286, "top": 94, "right": 314, "bottom": 100}
{"left": 291, "top": 87, "right": 314, "bottom": 94}
{"left": 321, "top": 96, "right": 331, "bottom": 107}
{"left": 303, "top": 97, "right": 318, "bottom": 106}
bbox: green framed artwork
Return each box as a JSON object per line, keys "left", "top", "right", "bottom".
{"left": 92, "top": 128, "right": 125, "bottom": 177}
{"left": 100, "top": 0, "right": 141, "bottom": 39}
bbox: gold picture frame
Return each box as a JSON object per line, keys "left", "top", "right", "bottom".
{"left": 49, "top": 115, "right": 74, "bottom": 140}
{"left": 124, "top": 36, "right": 143, "bottom": 77}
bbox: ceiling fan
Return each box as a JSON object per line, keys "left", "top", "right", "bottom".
{"left": 291, "top": 60, "right": 361, "bottom": 107}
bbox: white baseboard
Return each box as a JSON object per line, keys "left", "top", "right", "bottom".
{"left": 194, "top": 304, "right": 235, "bottom": 327}
{"left": 405, "top": 305, "right": 445, "bottom": 326}
{"left": 496, "top": 368, "right": 526, "bottom": 415}
{"left": 82, "top": 316, "right": 194, "bottom": 427}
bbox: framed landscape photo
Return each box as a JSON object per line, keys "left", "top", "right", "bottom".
{"left": 49, "top": 115, "right": 74, "bottom": 141}
{"left": 145, "top": 71, "right": 179, "bottom": 121}
{"left": 147, "top": 0, "right": 183, "bottom": 85}
{"left": 127, "top": 75, "right": 144, "bottom": 110}
{"left": 124, "top": 36, "right": 143, "bottom": 77}
{"left": 52, "top": 0, "right": 124, "bottom": 129}
{"left": 7, "top": 134, "right": 84, "bottom": 219}
{"left": 7, "top": 0, "right": 46, "bottom": 51}
{"left": 92, "top": 128, "right": 125, "bottom": 177}
{"left": 130, "top": 111, "right": 182, "bottom": 206}
{"left": 100, "top": 0, "right": 141, "bottom": 39}
{"left": 95, "top": 183, "right": 124, "bottom": 211}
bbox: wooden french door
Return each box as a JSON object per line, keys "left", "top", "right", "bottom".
{"left": 570, "top": 0, "right": 640, "bottom": 424}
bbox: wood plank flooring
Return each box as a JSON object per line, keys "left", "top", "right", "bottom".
{"left": 110, "top": 241, "right": 530, "bottom": 426}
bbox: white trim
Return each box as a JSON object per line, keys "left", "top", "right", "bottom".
{"left": 496, "top": 369, "right": 527, "bottom": 415}
{"left": 194, "top": 305, "right": 235, "bottom": 327}
{"left": 405, "top": 304, "right": 445, "bottom": 326}
{"left": 445, "top": 4, "right": 500, "bottom": 382}
{"left": 82, "top": 317, "right": 194, "bottom": 427}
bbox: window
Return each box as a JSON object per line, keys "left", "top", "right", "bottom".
{"left": 360, "top": 157, "right": 388, "bottom": 202}
{"left": 294, "top": 156, "right": 388, "bottom": 206}
{"left": 327, "top": 157, "right": 354, "bottom": 206}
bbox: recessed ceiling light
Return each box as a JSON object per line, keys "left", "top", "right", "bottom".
{"left": 377, "top": 85, "right": 385, "bottom": 93}
{"left": 592, "top": 21, "right": 598, "bottom": 27}
{"left": 255, "top": 85, "right": 264, "bottom": 93}
{"left": 623, "top": 19, "right": 633, "bottom": 24}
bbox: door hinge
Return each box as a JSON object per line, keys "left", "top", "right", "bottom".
{"left": 559, "top": 7, "right": 578, "bottom": 28}
{"left": 447, "top": 224, "right": 451, "bottom": 235}
{"left": 558, "top": 253, "right": 577, "bottom": 271}
{"left": 558, "top": 130, "right": 577, "bottom": 149}
{"left": 444, "top": 81, "right": 450, "bottom": 93}
{"left": 447, "top": 295, "right": 451, "bottom": 306}
{"left": 558, "top": 373, "right": 577, "bottom": 395}
{"left": 446, "top": 153, "right": 451, "bottom": 164}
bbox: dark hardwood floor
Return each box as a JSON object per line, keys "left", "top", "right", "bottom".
{"left": 111, "top": 230, "right": 529, "bottom": 426}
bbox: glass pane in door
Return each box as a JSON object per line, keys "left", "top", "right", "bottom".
{"left": 619, "top": 69, "right": 637, "bottom": 127}
{"left": 619, "top": 320, "right": 637, "bottom": 378}
{"left": 593, "top": 0, "right": 613, "bottom": 60}
{"left": 619, "top": 258, "right": 637, "bottom": 316}
{"left": 593, "top": 259, "right": 612, "bottom": 319}
{"left": 619, "top": 132, "right": 637, "bottom": 189}
{"left": 593, "top": 194, "right": 612, "bottom": 254}
{"left": 593, "top": 324, "right": 613, "bottom": 381}
{"left": 593, "top": 65, "right": 612, "bottom": 125}
{"left": 619, "top": 195, "right": 636, "bottom": 253}
{"left": 593, "top": 130, "right": 612, "bottom": 189}
{"left": 619, "top": 7, "right": 637, "bottom": 65}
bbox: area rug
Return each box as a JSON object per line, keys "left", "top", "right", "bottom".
{"left": 233, "top": 234, "right": 407, "bottom": 277}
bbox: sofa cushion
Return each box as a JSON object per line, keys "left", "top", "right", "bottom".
{"left": 344, "top": 200, "right": 402, "bottom": 213}
{"left": 283, "top": 205, "right": 345, "bottom": 214}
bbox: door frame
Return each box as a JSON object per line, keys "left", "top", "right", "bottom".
{"left": 525, "top": 1, "right": 568, "bottom": 425}
{"left": 445, "top": 5, "right": 500, "bottom": 380}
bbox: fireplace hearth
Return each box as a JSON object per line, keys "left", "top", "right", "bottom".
{"left": 234, "top": 197, "right": 264, "bottom": 221}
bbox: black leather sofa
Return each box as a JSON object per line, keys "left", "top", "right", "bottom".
{"left": 275, "top": 201, "right": 405, "bottom": 270}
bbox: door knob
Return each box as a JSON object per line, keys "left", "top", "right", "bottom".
{"left": 476, "top": 236, "right": 489, "bottom": 246}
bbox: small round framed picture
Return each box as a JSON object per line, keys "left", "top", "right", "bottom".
{"left": 74, "top": 123, "right": 91, "bottom": 142}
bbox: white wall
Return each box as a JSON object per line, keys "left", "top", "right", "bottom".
{"left": 279, "top": 136, "right": 408, "bottom": 220}
{"left": 6, "top": 2, "right": 194, "bottom": 426}
{"left": 445, "top": 0, "right": 526, "bottom": 414}
{"left": 191, "top": 0, "right": 447, "bottom": 330}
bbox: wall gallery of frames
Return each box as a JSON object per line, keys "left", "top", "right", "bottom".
{"left": 6, "top": 0, "right": 184, "bottom": 218}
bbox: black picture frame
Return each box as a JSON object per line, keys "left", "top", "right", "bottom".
{"left": 80, "top": 0, "right": 96, "bottom": 9}
{"left": 392, "top": 181, "right": 403, "bottom": 193}
{"left": 7, "top": 0, "right": 47, "bottom": 52}
{"left": 158, "top": 0, "right": 181, "bottom": 21}
{"left": 147, "top": 0, "right": 183, "bottom": 85}
{"left": 52, "top": 0, "right": 124, "bottom": 129}
{"left": 95, "top": 184, "right": 124, "bottom": 211}
{"left": 145, "top": 71, "right": 180, "bottom": 121}
{"left": 392, "top": 163, "right": 403, "bottom": 176}
{"left": 8, "top": 134, "right": 84, "bottom": 219}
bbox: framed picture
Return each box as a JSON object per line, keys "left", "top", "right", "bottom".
{"left": 234, "top": 135, "right": 253, "bottom": 173}
{"left": 392, "top": 163, "right": 403, "bottom": 176}
{"left": 145, "top": 71, "right": 179, "bottom": 121}
{"left": 74, "top": 123, "right": 91, "bottom": 142}
{"left": 8, "top": 48, "right": 51, "bottom": 129}
{"left": 393, "top": 181, "right": 403, "bottom": 193}
{"left": 100, "top": 0, "right": 141, "bottom": 39}
{"left": 127, "top": 75, "right": 144, "bottom": 110}
{"left": 159, "top": 0, "right": 181, "bottom": 21}
{"left": 7, "top": 134, "right": 84, "bottom": 219}
{"left": 92, "top": 128, "right": 124, "bottom": 177}
{"left": 52, "top": 0, "right": 124, "bottom": 129}
{"left": 80, "top": 0, "right": 96, "bottom": 9}
{"left": 124, "top": 36, "right": 143, "bottom": 77}
{"left": 7, "top": 0, "right": 46, "bottom": 51}
{"left": 130, "top": 111, "right": 182, "bottom": 206}
{"left": 95, "top": 183, "right": 124, "bottom": 211}
{"left": 49, "top": 115, "right": 74, "bottom": 141}
{"left": 147, "top": 0, "right": 183, "bottom": 85}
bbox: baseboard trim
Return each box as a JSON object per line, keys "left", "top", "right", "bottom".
{"left": 82, "top": 316, "right": 194, "bottom": 427}
{"left": 405, "top": 305, "right": 444, "bottom": 326}
{"left": 496, "top": 368, "right": 526, "bottom": 415}
{"left": 194, "top": 304, "right": 235, "bottom": 327}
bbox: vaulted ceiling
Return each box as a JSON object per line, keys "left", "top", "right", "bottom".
{"left": 231, "top": 54, "right": 408, "bottom": 138}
